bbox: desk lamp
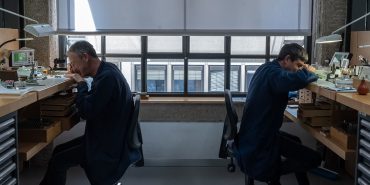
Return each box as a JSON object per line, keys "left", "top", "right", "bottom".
{"left": 0, "top": 7, "right": 54, "bottom": 37}
{"left": 316, "top": 11, "right": 370, "bottom": 44}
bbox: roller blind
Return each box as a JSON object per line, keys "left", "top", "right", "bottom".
{"left": 57, "top": 0, "right": 311, "bottom": 35}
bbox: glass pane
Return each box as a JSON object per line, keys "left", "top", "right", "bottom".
{"left": 172, "top": 65, "right": 187, "bottom": 92}
{"left": 231, "top": 59, "right": 265, "bottom": 92}
{"left": 230, "top": 66, "right": 240, "bottom": 92}
{"left": 66, "top": 35, "right": 101, "bottom": 54}
{"left": 188, "top": 65, "right": 204, "bottom": 92}
{"left": 270, "top": 36, "right": 305, "bottom": 55}
{"left": 189, "top": 59, "right": 224, "bottom": 92}
{"left": 105, "top": 57, "right": 141, "bottom": 91}
{"left": 231, "top": 36, "right": 266, "bottom": 55}
{"left": 190, "top": 36, "right": 224, "bottom": 53}
{"left": 148, "top": 36, "right": 182, "bottom": 53}
{"left": 147, "top": 59, "right": 184, "bottom": 92}
{"left": 106, "top": 36, "right": 141, "bottom": 54}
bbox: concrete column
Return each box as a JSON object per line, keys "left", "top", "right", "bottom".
{"left": 23, "top": 0, "right": 58, "bottom": 67}
{"left": 312, "top": 0, "right": 348, "bottom": 66}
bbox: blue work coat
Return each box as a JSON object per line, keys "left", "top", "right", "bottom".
{"left": 234, "top": 60, "right": 317, "bottom": 181}
{"left": 76, "top": 61, "right": 141, "bottom": 185}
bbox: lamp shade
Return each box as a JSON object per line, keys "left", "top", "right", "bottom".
{"left": 315, "top": 34, "right": 342, "bottom": 44}
{"left": 24, "top": 24, "right": 54, "bottom": 37}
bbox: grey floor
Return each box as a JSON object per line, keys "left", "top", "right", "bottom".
{"left": 20, "top": 161, "right": 354, "bottom": 185}
{"left": 19, "top": 121, "right": 355, "bottom": 185}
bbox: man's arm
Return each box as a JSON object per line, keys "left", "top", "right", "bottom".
{"left": 269, "top": 66, "right": 318, "bottom": 93}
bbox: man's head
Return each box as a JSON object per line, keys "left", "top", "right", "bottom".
{"left": 277, "top": 43, "right": 308, "bottom": 72}
{"left": 67, "top": 40, "right": 99, "bottom": 77}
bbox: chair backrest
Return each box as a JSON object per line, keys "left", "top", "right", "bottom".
{"left": 223, "top": 89, "right": 238, "bottom": 140}
{"left": 128, "top": 95, "right": 142, "bottom": 149}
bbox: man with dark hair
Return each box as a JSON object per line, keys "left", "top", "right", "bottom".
{"left": 40, "top": 40, "right": 141, "bottom": 185}
{"left": 235, "top": 43, "right": 321, "bottom": 185}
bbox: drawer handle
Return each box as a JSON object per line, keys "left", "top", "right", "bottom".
{"left": 358, "top": 177, "right": 369, "bottom": 185}
{"left": 0, "top": 129, "right": 15, "bottom": 142}
{"left": 0, "top": 138, "right": 15, "bottom": 154}
{"left": 358, "top": 163, "right": 370, "bottom": 178}
{"left": 0, "top": 163, "right": 16, "bottom": 180}
{"left": 360, "top": 149, "right": 370, "bottom": 161}
{"left": 362, "top": 119, "right": 370, "bottom": 130}
{"left": 361, "top": 130, "right": 370, "bottom": 141}
{"left": 0, "top": 119, "right": 14, "bottom": 132}
{"left": 0, "top": 148, "right": 16, "bottom": 166}
{"left": 5, "top": 177, "right": 16, "bottom": 185}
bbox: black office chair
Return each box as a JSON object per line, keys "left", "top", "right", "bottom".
{"left": 128, "top": 95, "right": 142, "bottom": 148}
{"left": 220, "top": 89, "right": 255, "bottom": 185}
{"left": 116, "top": 95, "right": 144, "bottom": 185}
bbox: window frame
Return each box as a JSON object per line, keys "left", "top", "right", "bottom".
{"left": 62, "top": 35, "right": 310, "bottom": 97}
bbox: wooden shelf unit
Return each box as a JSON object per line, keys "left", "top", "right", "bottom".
{"left": 284, "top": 107, "right": 356, "bottom": 160}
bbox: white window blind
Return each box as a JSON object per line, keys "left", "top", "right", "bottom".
{"left": 57, "top": 0, "right": 311, "bottom": 35}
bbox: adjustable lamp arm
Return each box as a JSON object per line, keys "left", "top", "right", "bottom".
{"left": 331, "top": 11, "right": 370, "bottom": 34}
{"left": 0, "top": 7, "right": 39, "bottom": 24}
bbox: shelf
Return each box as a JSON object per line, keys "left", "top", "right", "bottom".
{"left": 18, "top": 122, "right": 63, "bottom": 161}
{"left": 18, "top": 142, "right": 50, "bottom": 161}
{"left": 284, "top": 107, "right": 355, "bottom": 160}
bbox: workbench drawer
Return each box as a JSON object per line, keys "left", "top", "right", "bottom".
{"left": 0, "top": 175, "right": 16, "bottom": 185}
{"left": 360, "top": 129, "right": 370, "bottom": 141}
{"left": 0, "top": 129, "right": 15, "bottom": 144}
{"left": 361, "top": 119, "right": 370, "bottom": 130}
{"left": 360, "top": 149, "right": 370, "bottom": 162}
{"left": 0, "top": 161, "right": 16, "bottom": 182}
{"left": 358, "top": 163, "right": 370, "bottom": 179}
{"left": 360, "top": 139, "right": 370, "bottom": 152}
{"left": 0, "top": 148, "right": 16, "bottom": 167}
{"left": 358, "top": 177, "right": 370, "bottom": 185}
{"left": 0, "top": 138, "right": 15, "bottom": 155}
{"left": 0, "top": 119, "right": 15, "bottom": 133}
{"left": 19, "top": 121, "right": 62, "bottom": 143}
{"left": 0, "top": 176, "right": 16, "bottom": 185}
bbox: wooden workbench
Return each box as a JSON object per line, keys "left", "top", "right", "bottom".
{"left": 0, "top": 78, "right": 76, "bottom": 161}
{"left": 284, "top": 83, "right": 370, "bottom": 176}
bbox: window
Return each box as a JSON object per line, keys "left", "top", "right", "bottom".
{"left": 147, "top": 65, "right": 167, "bottom": 92}
{"left": 245, "top": 65, "right": 263, "bottom": 92}
{"left": 148, "top": 36, "right": 182, "bottom": 53}
{"left": 172, "top": 66, "right": 184, "bottom": 92}
{"left": 209, "top": 65, "right": 224, "bottom": 92}
{"left": 63, "top": 35, "right": 306, "bottom": 95}
{"left": 231, "top": 59, "right": 265, "bottom": 92}
{"left": 66, "top": 36, "right": 101, "bottom": 54}
{"left": 106, "top": 36, "right": 141, "bottom": 54}
{"left": 105, "top": 57, "right": 141, "bottom": 90}
{"left": 172, "top": 66, "right": 204, "bottom": 92}
{"left": 270, "top": 36, "right": 305, "bottom": 55}
{"left": 190, "top": 36, "right": 224, "bottom": 53}
{"left": 135, "top": 65, "right": 167, "bottom": 92}
{"left": 146, "top": 59, "right": 183, "bottom": 92}
{"left": 231, "top": 36, "right": 266, "bottom": 55}
{"left": 188, "top": 66, "right": 204, "bottom": 92}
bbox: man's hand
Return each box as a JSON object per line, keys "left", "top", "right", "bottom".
{"left": 302, "top": 64, "right": 316, "bottom": 73}
{"left": 65, "top": 73, "right": 84, "bottom": 83}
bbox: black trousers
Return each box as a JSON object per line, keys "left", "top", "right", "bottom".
{"left": 272, "top": 131, "right": 322, "bottom": 185}
{"left": 39, "top": 136, "right": 84, "bottom": 185}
